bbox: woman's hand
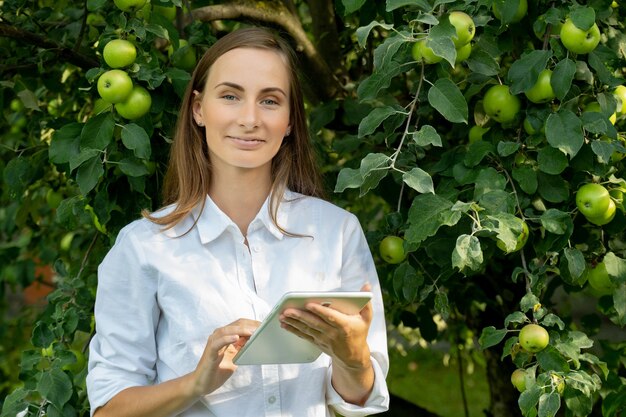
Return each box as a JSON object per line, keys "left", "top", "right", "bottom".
{"left": 278, "top": 284, "right": 375, "bottom": 404}
{"left": 188, "top": 319, "right": 259, "bottom": 398}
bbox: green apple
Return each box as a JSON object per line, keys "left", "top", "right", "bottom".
{"left": 586, "top": 199, "right": 616, "bottom": 226}
{"left": 93, "top": 98, "right": 112, "bottom": 114}
{"left": 614, "top": 85, "right": 626, "bottom": 114}
{"left": 519, "top": 324, "right": 549, "bottom": 353}
{"left": 113, "top": 0, "right": 147, "bottom": 12}
{"left": 448, "top": 11, "right": 475, "bottom": 48}
{"left": 496, "top": 218, "right": 529, "bottom": 253}
{"left": 560, "top": 18, "right": 601, "bottom": 54}
{"left": 483, "top": 84, "right": 521, "bottom": 123}
{"left": 455, "top": 42, "right": 472, "bottom": 63}
{"left": 168, "top": 39, "right": 197, "bottom": 71}
{"left": 97, "top": 69, "right": 133, "bottom": 103}
{"left": 103, "top": 39, "right": 137, "bottom": 68}
{"left": 524, "top": 69, "right": 555, "bottom": 104}
{"left": 468, "top": 125, "right": 490, "bottom": 143}
{"left": 46, "top": 189, "right": 63, "bottom": 209}
{"left": 493, "top": 0, "right": 528, "bottom": 23}
{"left": 511, "top": 369, "right": 527, "bottom": 392}
{"left": 585, "top": 261, "right": 616, "bottom": 295}
{"left": 153, "top": 4, "right": 177, "bottom": 20}
{"left": 576, "top": 183, "right": 611, "bottom": 218}
{"left": 379, "top": 236, "right": 407, "bottom": 264}
{"left": 412, "top": 40, "right": 442, "bottom": 64}
{"left": 9, "top": 98, "right": 24, "bottom": 112}
{"left": 584, "top": 102, "right": 616, "bottom": 125}
{"left": 115, "top": 85, "right": 152, "bottom": 119}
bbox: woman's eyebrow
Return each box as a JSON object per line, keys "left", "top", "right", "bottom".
{"left": 215, "top": 82, "right": 287, "bottom": 97}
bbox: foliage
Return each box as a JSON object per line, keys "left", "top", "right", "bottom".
{"left": 1, "top": 0, "right": 625, "bottom": 416}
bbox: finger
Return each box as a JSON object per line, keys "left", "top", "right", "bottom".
{"left": 282, "top": 308, "right": 330, "bottom": 332}
{"left": 304, "top": 303, "right": 345, "bottom": 327}
{"left": 361, "top": 282, "right": 372, "bottom": 292}
{"left": 280, "top": 319, "right": 317, "bottom": 342}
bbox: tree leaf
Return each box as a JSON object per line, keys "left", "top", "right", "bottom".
{"left": 49, "top": 122, "right": 82, "bottom": 164}
{"left": 121, "top": 123, "right": 152, "bottom": 159}
{"left": 537, "top": 173, "right": 569, "bottom": 203}
{"left": 570, "top": 7, "right": 595, "bottom": 31}
{"left": 427, "top": 78, "right": 468, "bottom": 124}
{"left": 512, "top": 165, "right": 538, "bottom": 194}
{"left": 537, "top": 347, "right": 570, "bottom": 373}
{"left": 434, "top": 291, "right": 450, "bottom": 320}
{"left": 403, "top": 167, "right": 434, "bottom": 193}
{"left": 355, "top": 21, "right": 395, "bottom": 48}
{"left": 80, "top": 112, "right": 115, "bottom": 151}
{"left": 359, "top": 106, "right": 402, "bottom": 137}
{"left": 37, "top": 369, "right": 72, "bottom": 408}
{"left": 335, "top": 168, "right": 362, "bottom": 192}
{"left": 505, "top": 311, "right": 528, "bottom": 327}
{"left": 563, "top": 248, "right": 586, "bottom": 284}
{"left": 467, "top": 49, "right": 500, "bottom": 76}
{"left": 537, "top": 147, "right": 568, "bottom": 175}
{"left": 359, "top": 153, "right": 390, "bottom": 196}
{"left": 393, "top": 262, "right": 422, "bottom": 302}
{"left": 551, "top": 58, "right": 576, "bottom": 100}
{"left": 341, "top": 0, "right": 367, "bottom": 15}
{"left": 386, "top": 0, "right": 431, "bottom": 12}
{"left": 413, "top": 124, "right": 442, "bottom": 147}
{"left": 118, "top": 158, "right": 150, "bottom": 177}
{"left": 428, "top": 19, "right": 457, "bottom": 67}
{"left": 538, "top": 392, "right": 561, "bottom": 417}
{"left": 507, "top": 50, "right": 553, "bottom": 95}
{"left": 497, "top": 141, "right": 520, "bottom": 157}
{"left": 519, "top": 385, "right": 542, "bottom": 417}
{"left": 464, "top": 140, "right": 495, "bottom": 167}
{"left": 452, "top": 234, "right": 483, "bottom": 272}
{"left": 406, "top": 194, "right": 454, "bottom": 245}
{"left": 478, "top": 326, "right": 508, "bottom": 349}
{"left": 76, "top": 155, "right": 104, "bottom": 195}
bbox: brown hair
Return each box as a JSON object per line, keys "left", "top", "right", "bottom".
{"left": 143, "top": 27, "right": 324, "bottom": 232}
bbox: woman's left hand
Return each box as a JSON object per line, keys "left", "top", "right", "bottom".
{"left": 278, "top": 283, "right": 373, "bottom": 369}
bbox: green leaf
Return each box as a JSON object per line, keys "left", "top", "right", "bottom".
{"left": 342, "top": 0, "right": 367, "bottom": 15}
{"left": 545, "top": 110, "right": 583, "bottom": 158}
{"left": 603, "top": 252, "right": 626, "bottom": 284}
{"left": 121, "top": 123, "right": 152, "bottom": 159}
{"left": 541, "top": 313, "right": 565, "bottom": 330}
{"left": 427, "top": 78, "right": 468, "bottom": 124}
{"left": 588, "top": 52, "right": 623, "bottom": 88}
{"left": 37, "top": 368, "right": 72, "bottom": 408}
{"left": 413, "top": 125, "right": 442, "bottom": 147}
{"left": 3, "top": 157, "right": 34, "bottom": 197}
{"left": 464, "top": 140, "right": 495, "bottom": 167}
{"left": 563, "top": 248, "right": 586, "bottom": 285}
{"left": 452, "top": 234, "right": 483, "bottom": 272}
{"left": 335, "top": 168, "right": 362, "bottom": 192}
{"left": 355, "top": 21, "right": 395, "bottom": 48}
{"left": 467, "top": 49, "right": 500, "bottom": 76}
{"left": 69, "top": 148, "right": 100, "bottom": 172}
{"left": 81, "top": 112, "right": 115, "bottom": 151}
{"left": 537, "top": 348, "right": 570, "bottom": 372}
{"left": 359, "top": 153, "right": 390, "bottom": 195}
{"left": 393, "top": 262, "right": 422, "bottom": 302}
{"left": 76, "top": 155, "right": 104, "bottom": 195}
{"left": 551, "top": 58, "right": 576, "bottom": 100}
{"left": 591, "top": 139, "right": 618, "bottom": 164}
{"left": 118, "top": 158, "right": 150, "bottom": 177}
{"left": 505, "top": 311, "right": 528, "bottom": 327}
{"left": 406, "top": 194, "right": 454, "bottom": 245}
{"left": 49, "top": 122, "right": 82, "bottom": 164}
{"left": 358, "top": 106, "right": 403, "bottom": 138}
{"left": 428, "top": 20, "right": 457, "bottom": 67}
{"left": 497, "top": 141, "right": 520, "bottom": 157}
{"left": 507, "top": 50, "right": 553, "bottom": 95}
{"left": 474, "top": 167, "right": 506, "bottom": 199}
{"left": 434, "top": 292, "right": 450, "bottom": 320}
{"left": 519, "top": 385, "right": 542, "bottom": 417}
{"left": 537, "top": 147, "right": 568, "bottom": 175}
{"left": 0, "top": 387, "right": 28, "bottom": 417}
{"left": 87, "top": 0, "right": 107, "bottom": 11}
{"left": 565, "top": 391, "right": 594, "bottom": 416}
{"left": 614, "top": 283, "right": 626, "bottom": 326}
{"left": 537, "top": 173, "right": 569, "bottom": 203}
{"left": 478, "top": 326, "right": 508, "bottom": 349}
{"left": 512, "top": 165, "right": 538, "bottom": 195}
{"left": 521, "top": 293, "right": 540, "bottom": 312}
{"left": 403, "top": 167, "right": 434, "bottom": 194}
{"left": 386, "top": 0, "right": 431, "bottom": 12}
{"left": 357, "top": 35, "right": 407, "bottom": 100}
{"left": 540, "top": 209, "right": 571, "bottom": 235}
{"left": 570, "top": 7, "right": 595, "bottom": 31}
{"left": 538, "top": 392, "right": 560, "bottom": 417}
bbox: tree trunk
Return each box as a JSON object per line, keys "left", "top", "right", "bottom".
{"left": 483, "top": 349, "right": 522, "bottom": 417}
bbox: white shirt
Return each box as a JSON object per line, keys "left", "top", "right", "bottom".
{"left": 87, "top": 191, "right": 390, "bottom": 417}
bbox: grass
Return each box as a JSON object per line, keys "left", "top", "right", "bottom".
{"left": 387, "top": 345, "right": 490, "bottom": 417}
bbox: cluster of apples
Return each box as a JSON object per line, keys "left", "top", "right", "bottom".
{"left": 96, "top": 38, "right": 152, "bottom": 120}
{"left": 575, "top": 183, "right": 618, "bottom": 226}
{"left": 412, "top": 11, "right": 475, "bottom": 65}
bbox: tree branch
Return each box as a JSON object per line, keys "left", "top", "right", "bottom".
{"left": 0, "top": 21, "right": 99, "bottom": 71}
{"left": 189, "top": 0, "right": 341, "bottom": 102}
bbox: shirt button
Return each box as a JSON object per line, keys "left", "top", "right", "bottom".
{"left": 268, "top": 395, "right": 276, "bottom": 404}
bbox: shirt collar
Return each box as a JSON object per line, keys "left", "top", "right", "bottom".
{"left": 190, "top": 190, "right": 294, "bottom": 245}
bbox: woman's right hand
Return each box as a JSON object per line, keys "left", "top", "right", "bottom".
{"left": 188, "top": 319, "right": 259, "bottom": 397}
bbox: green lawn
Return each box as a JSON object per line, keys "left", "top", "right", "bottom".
{"left": 387, "top": 346, "right": 490, "bottom": 417}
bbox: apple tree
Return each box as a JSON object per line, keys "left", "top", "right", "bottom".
{"left": 1, "top": 0, "right": 626, "bottom": 417}
{"left": 329, "top": 0, "right": 626, "bottom": 416}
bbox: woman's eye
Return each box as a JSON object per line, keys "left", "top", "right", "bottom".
{"left": 222, "top": 95, "right": 237, "bottom": 101}
{"left": 262, "top": 99, "right": 278, "bottom": 105}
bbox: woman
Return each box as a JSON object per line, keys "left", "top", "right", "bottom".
{"left": 87, "top": 27, "right": 389, "bottom": 417}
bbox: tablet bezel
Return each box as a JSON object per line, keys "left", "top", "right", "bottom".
{"left": 233, "top": 291, "right": 372, "bottom": 365}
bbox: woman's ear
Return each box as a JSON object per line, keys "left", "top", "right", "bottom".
{"left": 285, "top": 125, "right": 292, "bottom": 136}
{"left": 191, "top": 90, "right": 204, "bottom": 126}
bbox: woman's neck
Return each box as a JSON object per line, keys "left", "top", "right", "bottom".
{"left": 209, "top": 167, "right": 273, "bottom": 236}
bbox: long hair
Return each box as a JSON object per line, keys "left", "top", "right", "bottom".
{"left": 143, "top": 27, "right": 324, "bottom": 232}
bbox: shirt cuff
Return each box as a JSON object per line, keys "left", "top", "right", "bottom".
{"left": 326, "top": 355, "right": 390, "bottom": 416}
{"left": 86, "top": 365, "right": 149, "bottom": 417}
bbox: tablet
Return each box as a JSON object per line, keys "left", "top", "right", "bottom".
{"left": 233, "top": 291, "right": 372, "bottom": 365}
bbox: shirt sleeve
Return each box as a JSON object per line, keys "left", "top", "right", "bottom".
{"left": 86, "top": 222, "right": 160, "bottom": 416}
{"left": 326, "top": 213, "right": 390, "bottom": 415}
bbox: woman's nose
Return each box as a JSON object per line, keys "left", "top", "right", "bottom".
{"left": 238, "top": 100, "right": 259, "bottom": 129}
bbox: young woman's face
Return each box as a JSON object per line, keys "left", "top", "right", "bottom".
{"left": 192, "top": 47, "right": 291, "bottom": 178}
